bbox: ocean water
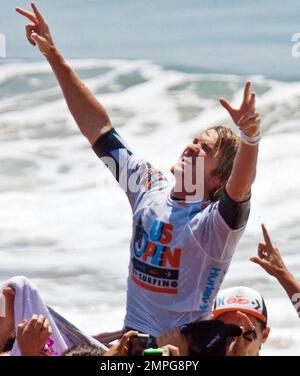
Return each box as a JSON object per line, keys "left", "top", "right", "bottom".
{"left": 1, "top": 0, "right": 300, "bottom": 355}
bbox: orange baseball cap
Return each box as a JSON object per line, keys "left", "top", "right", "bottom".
{"left": 212, "top": 286, "right": 268, "bottom": 324}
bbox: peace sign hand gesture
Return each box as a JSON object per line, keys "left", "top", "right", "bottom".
{"left": 219, "top": 82, "right": 261, "bottom": 137}
{"left": 250, "top": 224, "right": 288, "bottom": 279}
{"left": 16, "top": 2, "right": 56, "bottom": 57}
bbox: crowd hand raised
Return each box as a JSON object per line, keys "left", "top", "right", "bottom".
{"left": 103, "top": 330, "right": 138, "bottom": 356}
{"left": 0, "top": 286, "right": 15, "bottom": 352}
{"left": 16, "top": 2, "right": 56, "bottom": 57}
{"left": 219, "top": 81, "right": 261, "bottom": 137}
{"left": 17, "top": 314, "right": 52, "bottom": 356}
{"left": 250, "top": 224, "right": 288, "bottom": 279}
{"left": 1, "top": 286, "right": 15, "bottom": 328}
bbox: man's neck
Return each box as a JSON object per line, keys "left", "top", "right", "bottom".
{"left": 170, "top": 188, "right": 210, "bottom": 202}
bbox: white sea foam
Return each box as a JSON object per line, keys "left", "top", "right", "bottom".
{"left": 0, "top": 59, "right": 300, "bottom": 354}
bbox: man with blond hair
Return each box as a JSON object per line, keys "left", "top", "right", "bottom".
{"left": 17, "top": 3, "right": 261, "bottom": 337}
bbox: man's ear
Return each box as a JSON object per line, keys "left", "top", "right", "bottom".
{"left": 262, "top": 327, "right": 271, "bottom": 343}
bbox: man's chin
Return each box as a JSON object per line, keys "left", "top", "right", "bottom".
{"left": 171, "top": 163, "right": 184, "bottom": 176}
{"left": 171, "top": 162, "right": 183, "bottom": 175}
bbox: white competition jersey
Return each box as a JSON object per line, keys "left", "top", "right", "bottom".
{"left": 93, "top": 129, "right": 250, "bottom": 337}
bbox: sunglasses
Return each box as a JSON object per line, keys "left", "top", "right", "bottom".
{"left": 243, "top": 326, "right": 257, "bottom": 342}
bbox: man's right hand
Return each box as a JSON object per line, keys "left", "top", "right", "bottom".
{"left": 16, "top": 2, "right": 56, "bottom": 58}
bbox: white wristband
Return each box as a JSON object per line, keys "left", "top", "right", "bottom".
{"left": 240, "top": 131, "right": 261, "bottom": 146}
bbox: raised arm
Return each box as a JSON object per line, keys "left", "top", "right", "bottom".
{"left": 251, "top": 224, "right": 300, "bottom": 317}
{"left": 219, "top": 82, "right": 260, "bottom": 202}
{"left": 16, "top": 3, "right": 112, "bottom": 145}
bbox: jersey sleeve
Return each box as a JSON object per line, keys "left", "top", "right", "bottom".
{"left": 92, "top": 128, "right": 167, "bottom": 210}
{"left": 190, "top": 190, "right": 250, "bottom": 260}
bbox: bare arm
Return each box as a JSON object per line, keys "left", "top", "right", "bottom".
{"left": 220, "top": 82, "right": 260, "bottom": 202}
{"left": 277, "top": 271, "right": 300, "bottom": 304}
{"left": 226, "top": 143, "right": 258, "bottom": 202}
{"left": 46, "top": 52, "right": 112, "bottom": 144}
{"left": 16, "top": 3, "right": 112, "bottom": 145}
{"left": 251, "top": 224, "right": 300, "bottom": 317}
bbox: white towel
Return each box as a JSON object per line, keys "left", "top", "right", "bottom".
{"left": 0, "top": 276, "right": 108, "bottom": 356}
